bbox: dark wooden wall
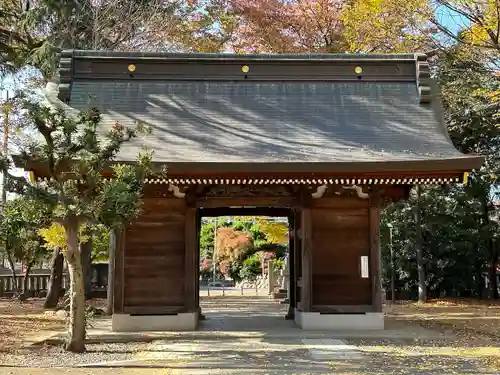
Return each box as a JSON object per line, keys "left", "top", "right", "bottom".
{"left": 112, "top": 186, "right": 382, "bottom": 316}
{"left": 311, "top": 197, "right": 372, "bottom": 308}
{"left": 118, "top": 198, "right": 187, "bottom": 314}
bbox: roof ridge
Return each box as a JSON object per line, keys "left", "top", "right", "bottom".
{"left": 56, "top": 50, "right": 433, "bottom": 104}
{"left": 62, "top": 49, "right": 425, "bottom": 61}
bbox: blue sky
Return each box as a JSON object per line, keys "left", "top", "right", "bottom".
{"left": 434, "top": 3, "right": 470, "bottom": 35}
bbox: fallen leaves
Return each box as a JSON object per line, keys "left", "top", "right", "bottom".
{"left": 0, "top": 298, "right": 65, "bottom": 354}
{"left": 385, "top": 298, "right": 500, "bottom": 372}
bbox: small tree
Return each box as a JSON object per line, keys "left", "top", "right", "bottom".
{"left": 8, "top": 102, "right": 155, "bottom": 352}
{"left": 0, "top": 196, "right": 50, "bottom": 299}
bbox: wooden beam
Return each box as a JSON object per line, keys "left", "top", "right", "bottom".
{"left": 184, "top": 207, "right": 198, "bottom": 313}
{"left": 369, "top": 198, "right": 382, "bottom": 313}
{"left": 300, "top": 208, "right": 312, "bottom": 312}
{"left": 113, "top": 229, "right": 125, "bottom": 314}
{"left": 196, "top": 196, "right": 298, "bottom": 208}
{"left": 200, "top": 206, "right": 291, "bottom": 217}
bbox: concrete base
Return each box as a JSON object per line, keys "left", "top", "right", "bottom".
{"left": 294, "top": 309, "right": 384, "bottom": 330}
{"left": 112, "top": 313, "right": 198, "bottom": 332}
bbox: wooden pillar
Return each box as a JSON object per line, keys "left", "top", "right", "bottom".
{"left": 184, "top": 207, "right": 198, "bottom": 313}
{"left": 369, "top": 197, "right": 382, "bottom": 312}
{"left": 106, "top": 229, "right": 116, "bottom": 315}
{"left": 195, "top": 209, "right": 202, "bottom": 318}
{"left": 300, "top": 208, "right": 312, "bottom": 312}
{"left": 286, "top": 209, "right": 296, "bottom": 319}
{"left": 113, "top": 229, "right": 125, "bottom": 314}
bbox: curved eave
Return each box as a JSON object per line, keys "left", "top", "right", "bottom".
{"left": 12, "top": 154, "right": 484, "bottom": 185}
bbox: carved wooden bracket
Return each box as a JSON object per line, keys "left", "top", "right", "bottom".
{"left": 343, "top": 185, "right": 369, "bottom": 199}
{"left": 143, "top": 183, "right": 189, "bottom": 199}
{"left": 168, "top": 183, "right": 186, "bottom": 198}
{"left": 320, "top": 185, "right": 373, "bottom": 199}
{"left": 311, "top": 185, "right": 328, "bottom": 199}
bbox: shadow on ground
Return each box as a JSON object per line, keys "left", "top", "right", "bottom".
{"left": 2, "top": 296, "right": 499, "bottom": 374}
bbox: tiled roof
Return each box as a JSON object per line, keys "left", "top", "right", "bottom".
{"left": 44, "top": 50, "right": 483, "bottom": 174}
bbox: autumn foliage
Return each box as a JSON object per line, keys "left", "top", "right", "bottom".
{"left": 215, "top": 227, "right": 253, "bottom": 267}
{"left": 255, "top": 219, "right": 288, "bottom": 244}
{"left": 225, "top": 0, "right": 432, "bottom": 53}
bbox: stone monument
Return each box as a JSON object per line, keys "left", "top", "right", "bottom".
{"left": 279, "top": 254, "right": 290, "bottom": 303}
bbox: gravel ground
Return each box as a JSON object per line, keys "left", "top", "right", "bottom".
{"left": 0, "top": 369, "right": 170, "bottom": 375}
{"left": 0, "top": 342, "right": 148, "bottom": 367}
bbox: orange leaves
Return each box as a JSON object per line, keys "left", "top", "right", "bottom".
{"left": 228, "top": 0, "right": 347, "bottom": 53}
{"left": 226, "top": 0, "right": 431, "bottom": 53}
{"left": 215, "top": 227, "right": 253, "bottom": 264}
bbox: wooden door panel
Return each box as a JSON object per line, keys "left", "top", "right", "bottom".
{"left": 123, "top": 197, "right": 187, "bottom": 310}
{"left": 311, "top": 203, "right": 372, "bottom": 306}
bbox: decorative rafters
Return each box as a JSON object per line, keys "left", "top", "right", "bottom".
{"left": 35, "top": 176, "right": 462, "bottom": 185}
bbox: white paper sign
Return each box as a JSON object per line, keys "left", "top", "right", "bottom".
{"left": 360, "top": 256, "right": 369, "bottom": 278}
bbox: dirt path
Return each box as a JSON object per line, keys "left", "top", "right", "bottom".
{"left": 2, "top": 297, "right": 500, "bottom": 374}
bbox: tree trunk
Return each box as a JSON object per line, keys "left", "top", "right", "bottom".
{"left": 415, "top": 185, "right": 427, "bottom": 303}
{"left": 488, "top": 241, "right": 499, "bottom": 299}
{"left": 6, "top": 247, "right": 18, "bottom": 296}
{"left": 44, "top": 248, "right": 64, "bottom": 309}
{"left": 80, "top": 234, "right": 93, "bottom": 300}
{"left": 476, "top": 264, "right": 485, "bottom": 297}
{"left": 19, "top": 262, "right": 34, "bottom": 301}
{"left": 64, "top": 223, "right": 86, "bottom": 353}
{"left": 106, "top": 230, "right": 116, "bottom": 315}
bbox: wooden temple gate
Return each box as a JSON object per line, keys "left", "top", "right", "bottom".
{"left": 109, "top": 182, "right": 405, "bottom": 331}
{"left": 19, "top": 50, "right": 484, "bottom": 331}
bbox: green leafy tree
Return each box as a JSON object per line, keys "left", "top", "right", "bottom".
{"left": 0, "top": 196, "right": 51, "bottom": 298}
{"left": 200, "top": 221, "right": 215, "bottom": 260}
{"left": 381, "top": 47, "right": 499, "bottom": 300}
{"left": 6, "top": 101, "right": 155, "bottom": 352}
{"left": 90, "top": 224, "right": 110, "bottom": 262}
{"left": 239, "top": 254, "right": 262, "bottom": 281}
{"left": 436, "top": 47, "right": 500, "bottom": 298}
